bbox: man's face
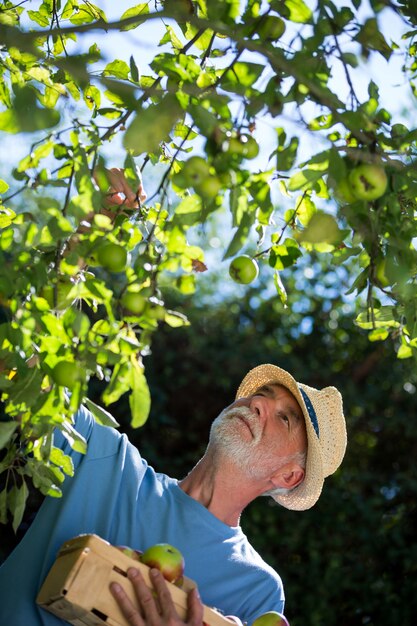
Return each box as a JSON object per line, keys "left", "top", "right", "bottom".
{"left": 209, "top": 383, "right": 307, "bottom": 481}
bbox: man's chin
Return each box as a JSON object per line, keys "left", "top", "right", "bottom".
{"left": 209, "top": 415, "right": 258, "bottom": 456}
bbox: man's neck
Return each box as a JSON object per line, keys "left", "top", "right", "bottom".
{"left": 178, "top": 452, "right": 263, "bottom": 527}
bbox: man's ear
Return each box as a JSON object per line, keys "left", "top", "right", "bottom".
{"left": 270, "top": 463, "right": 305, "bottom": 490}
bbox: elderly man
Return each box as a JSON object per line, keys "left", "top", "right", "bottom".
{"left": 0, "top": 364, "right": 347, "bottom": 626}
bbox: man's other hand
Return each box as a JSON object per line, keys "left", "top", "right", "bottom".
{"left": 110, "top": 567, "right": 204, "bottom": 626}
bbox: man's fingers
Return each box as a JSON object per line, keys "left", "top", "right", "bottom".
{"left": 149, "top": 569, "right": 177, "bottom": 618}
{"left": 187, "top": 587, "right": 204, "bottom": 626}
{"left": 111, "top": 567, "right": 204, "bottom": 626}
{"left": 110, "top": 580, "right": 144, "bottom": 626}
{"left": 128, "top": 568, "right": 162, "bottom": 624}
{"left": 106, "top": 168, "right": 147, "bottom": 208}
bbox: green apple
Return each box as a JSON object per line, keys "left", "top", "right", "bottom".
{"left": 226, "top": 136, "right": 245, "bottom": 159}
{"left": 140, "top": 543, "right": 185, "bottom": 584}
{"left": 226, "top": 134, "right": 259, "bottom": 160}
{"left": 251, "top": 611, "right": 290, "bottom": 626}
{"left": 195, "top": 175, "right": 222, "bottom": 199}
{"left": 144, "top": 297, "right": 166, "bottom": 321}
{"left": 256, "top": 15, "right": 286, "bottom": 41}
{"left": 121, "top": 292, "right": 147, "bottom": 314}
{"left": 229, "top": 255, "right": 259, "bottom": 284}
{"left": 115, "top": 545, "right": 143, "bottom": 561}
{"left": 97, "top": 243, "right": 128, "bottom": 272}
{"left": 239, "top": 134, "right": 259, "bottom": 159}
{"left": 348, "top": 163, "right": 388, "bottom": 201}
{"left": 182, "top": 156, "right": 211, "bottom": 188}
{"left": 51, "top": 361, "right": 83, "bottom": 389}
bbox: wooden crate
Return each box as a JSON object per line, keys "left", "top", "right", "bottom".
{"left": 37, "top": 534, "right": 233, "bottom": 626}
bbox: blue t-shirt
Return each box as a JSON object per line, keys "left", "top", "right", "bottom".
{"left": 0, "top": 405, "right": 284, "bottom": 626}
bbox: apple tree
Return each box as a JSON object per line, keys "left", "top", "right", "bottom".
{"left": 0, "top": 0, "right": 417, "bottom": 529}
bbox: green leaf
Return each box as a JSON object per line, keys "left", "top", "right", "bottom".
{"left": 84, "top": 84, "right": 101, "bottom": 109}
{"left": 129, "top": 55, "right": 139, "bottom": 83}
{"left": 249, "top": 173, "right": 273, "bottom": 217}
{"left": 151, "top": 53, "right": 201, "bottom": 82}
{"left": 275, "top": 133, "right": 299, "bottom": 172}
{"left": 69, "top": 2, "right": 105, "bottom": 25}
{"left": 0, "top": 179, "right": 9, "bottom": 193}
{"left": 0, "top": 109, "right": 20, "bottom": 133}
{"left": 84, "top": 397, "right": 120, "bottom": 428}
{"left": 341, "top": 52, "right": 359, "bottom": 68}
{"left": 0, "top": 207, "right": 16, "bottom": 229}
{"left": 164, "top": 310, "right": 190, "bottom": 328}
{"left": 354, "top": 18, "right": 393, "bottom": 60}
{"left": 230, "top": 187, "right": 249, "bottom": 228}
{"left": 103, "top": 59, "right": 130, "bottom": 80}
{"left": 50, "top": 447, "right": 74, "bottom": 477}
{"left": 274, "top": 271, "right": 288, "bottom": 305}
{"left": 308, "top": 114, "right": 334, "bottom": 131}
{"left": 129, "top": 360, "right": 151, "bottom": 428}
{"left": 368, "top": 328, "right": 389, "bottom": 341}
{"left": 288, "top": 169, "right": 324, "bottom": 192}
{"left": 124, "top": 95, "right": 182, "bottom": 155}
{"left": 0, "top": 488, "right": 7, "bottom": 525}
{"left": 276, "top": 0, "right": 313, "bottom": 23}
{"left": 120, "top": 4, "right": 149, "bottom": 31}
{"left": 28, "top": 460, "right": 64, "bottom": 497}
{"left": 17, "top": 139, "right": 55, "bottom": 171}
{"left": 221, "top": 62, "right": 265, "bottom": 95}
{"left": 295, "top": 195, "right": 316, "bottom": 227}
{"left": 355, "top": 306, "right": 400, "bottom": 330}
{"left": 397, "top": 343, "right": 412, "bottom": 359}
{"left": 161, "top": 24, "right": 184, "bottom": 52}
{"left": 102, "top": 362, "right": 131, "bottom": 405}
{"left": 9, "top": 481, "right": 28, "bottom": 533}
{"left": 172, "top": 195, "right": 203, "bottom": 227}
{"left": 60, "top": 421, "right": 87, "bottom": 454}
{"left": 223, "top": 212, "right": 255, "bottom": 260}
{"left": 269, "top": 238, "right": 302, "bottom": 270}
{"left": 0, "top": 421, "right": 18, "bottom": 449}
{"left": 27, "top": 9, "right": 50, "bottom": 27}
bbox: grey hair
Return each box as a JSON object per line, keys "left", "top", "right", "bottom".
{"left": 262, "top": 451, "right": 307, "bottom": 498}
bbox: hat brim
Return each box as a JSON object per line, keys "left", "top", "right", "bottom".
{"left": 235, "top": 364, "right": 326, "bottom": 511}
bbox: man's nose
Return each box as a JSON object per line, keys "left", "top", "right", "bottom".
{"left": 249, "top": 396, "right": 266, "bottom": 421}
{"left": 225, "top": 397, "right": 252, "bottom": 412}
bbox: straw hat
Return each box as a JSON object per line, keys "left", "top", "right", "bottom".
{"left": 235, "top": 364, "right": 347, "bottom": 511}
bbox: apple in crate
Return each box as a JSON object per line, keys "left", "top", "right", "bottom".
{"left": 252, "top": 611, "right": 290, "bottom": 626}
{"left": 141, "top": 543, "right": 185, "bottom": 584}
{"left": 115, "top": 545, "right": 143, "bottom": 561}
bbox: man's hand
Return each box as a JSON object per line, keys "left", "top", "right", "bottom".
{"left": 110, "top": 567, "right": 204, "bottom": 626}
{"left": 104, "top": 167, "right": 147, "bottom": 210}
{"left": 72, "top": 167, "right": 147, "bottom": 241}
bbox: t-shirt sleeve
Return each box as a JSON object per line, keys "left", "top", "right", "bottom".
{"left": 237, "top": 572, "right": 285, "bottom": 625}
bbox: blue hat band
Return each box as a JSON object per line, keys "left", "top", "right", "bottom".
{"left": 299, "top": 387, "right": 320, "bottom": 438}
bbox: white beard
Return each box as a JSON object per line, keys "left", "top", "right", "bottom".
{"left": 208, "top": 405, "right": 276, "bottom": 480}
